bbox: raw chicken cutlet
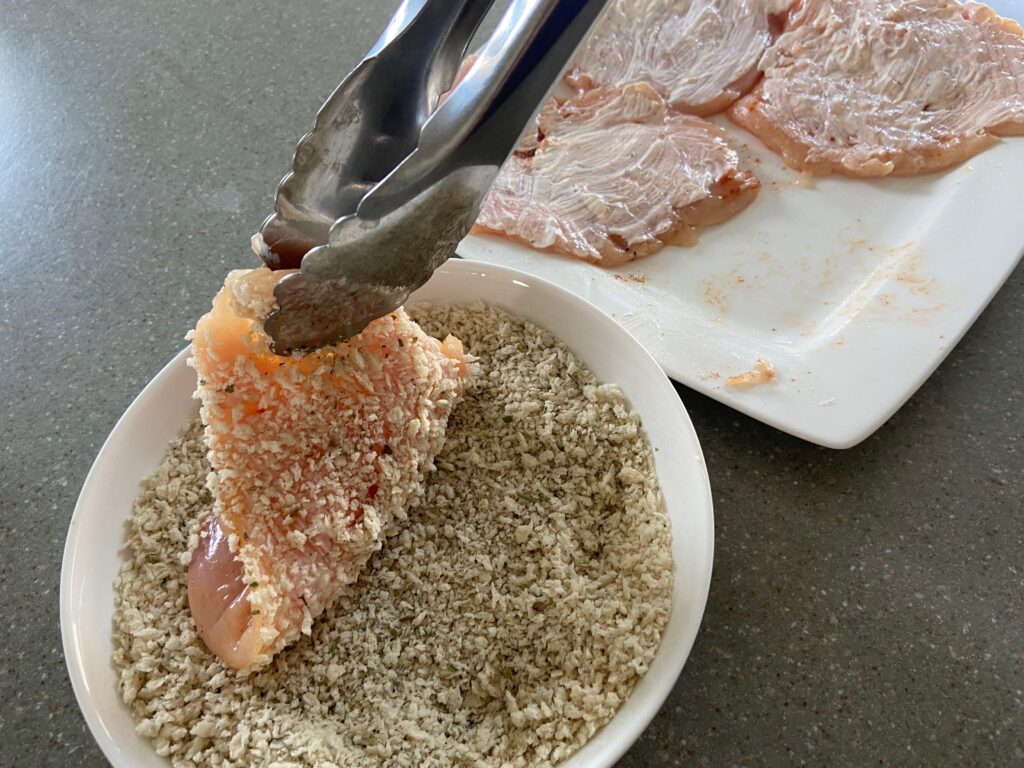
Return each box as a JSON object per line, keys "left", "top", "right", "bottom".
{"left": 473, "top": 83, "right": 760, "bottom": 267}
{"left": 187, "top": 266, "right": 467, "bottom": 670}
{"left": 566, "top": 0, "right": 792, "bottom": 116}
{"left": 729, "top": 0, "right": 1024, "bottom": 176}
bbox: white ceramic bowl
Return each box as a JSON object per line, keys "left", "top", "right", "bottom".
{"left": 61, "top": 258, "right": 714, "bottom": 767}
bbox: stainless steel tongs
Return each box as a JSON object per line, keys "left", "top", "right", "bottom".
{"left": 254, "top": 0, "right": 610, "bottom": 353}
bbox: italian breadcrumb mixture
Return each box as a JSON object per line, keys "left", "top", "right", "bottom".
{"left": 113, "top": 303, "right": 673, "bottom": 767}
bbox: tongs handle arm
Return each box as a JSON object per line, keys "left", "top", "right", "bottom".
{"left": 357, "top": 0, "right": 611, "bottom": 219}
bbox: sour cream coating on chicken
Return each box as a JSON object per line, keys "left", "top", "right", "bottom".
{"left": 474, "top": 83, "right": 760, "bottom": 266}
{"left": 567, "top": 0, "right": 792, "bottom": 116}
{"left": 729, "top": 0, "right": 1024, "bottom": 176}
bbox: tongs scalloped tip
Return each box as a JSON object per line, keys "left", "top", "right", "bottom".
{"left": 257, "top": 0, "right": 611, "bottom": 354}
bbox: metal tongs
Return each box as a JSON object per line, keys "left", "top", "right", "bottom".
{"left": 255, "top": 0, "right": 609, "bottom": 353}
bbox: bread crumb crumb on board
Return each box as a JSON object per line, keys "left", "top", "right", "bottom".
{"left": 726, "top": 358, "right": 777, "bottom": 389}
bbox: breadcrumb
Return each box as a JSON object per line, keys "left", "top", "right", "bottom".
{"left": 112, "top": 303, "right": 673, "bottom": 767}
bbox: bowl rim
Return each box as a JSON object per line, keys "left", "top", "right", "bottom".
{"left": 60, "top": 257, "right": 714, "bottom": 767}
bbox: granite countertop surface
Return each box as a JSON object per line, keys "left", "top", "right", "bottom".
{"left": 2, "top": 0, "right": 1022, "bottom": 765}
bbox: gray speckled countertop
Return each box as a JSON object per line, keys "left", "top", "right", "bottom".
{"left": 2, "top": 1, "right": 1022, "bottom": 765}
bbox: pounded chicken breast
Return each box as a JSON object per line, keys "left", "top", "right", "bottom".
{"left": 187, "top": 267, "right": 467, "bottom": 670}
{"left": 473, "top": 83, "right": 760, "bottom": 267}
{"left": 729, "top": 0, "right": 1024, "bottom": 176}
{"left": 566, "top": 0, "right": 792, "bottom": 116}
